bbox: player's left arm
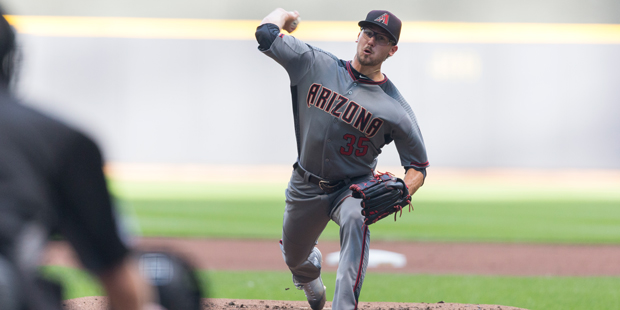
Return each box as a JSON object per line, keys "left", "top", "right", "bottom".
{"left": 391, "top": 102, "right": 429, "bottom": 196}
{"left": 404, "top": 168, "right": 425, "bottom": 196}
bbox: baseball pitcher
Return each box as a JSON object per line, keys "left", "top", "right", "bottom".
{"left": 256, "top": 8, "right": 429, "bottom": 310}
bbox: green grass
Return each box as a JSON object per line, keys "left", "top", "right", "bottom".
{"left": 118, "top": 198, "right": 285, "bottom": 239}
{"left": 94, "top": 178, "right": 620, "bottom": 310}
{"left": 109, "top": 179, "right": 620, "bottom": 244}
{"left": 41, "top": 266, "right": 620, "bottom": 310}
{"left": 40, "top": 266, "right": 105, "bottom": 298}
{"left": 121, "top": 198, "right": 620, "bottom": 243}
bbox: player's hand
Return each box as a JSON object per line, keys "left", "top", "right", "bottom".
{"left": 261, "top": 8, "right": 300, "bottom": 33}
{"left": 282, "top": 11, "right": 300, "bottom": 33}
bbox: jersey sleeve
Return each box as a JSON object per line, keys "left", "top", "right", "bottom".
{"left": 255, "top": 23, "right": 280, "bottom": 51}
{"left": 52, "top": 131, "right": 130, "bottom": 274}
{"left": 257, "top": 26, "right": 314, "bottom": 86}
{"left": 391, "top": 101, "right": 429, "bottom": 172}
{"left": 393, "top": 111, "right": 429, "bottom": 170}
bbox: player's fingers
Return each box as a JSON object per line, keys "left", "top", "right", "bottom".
{"left": 284, "top": 16, "right": 300, "bottom": 33}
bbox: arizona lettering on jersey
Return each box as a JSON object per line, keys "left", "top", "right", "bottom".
{"left": 306, "top": 83, "right": 384, "bottom": 137}
{"left": 261, "top": 29, "right": 428, "bottom": 180}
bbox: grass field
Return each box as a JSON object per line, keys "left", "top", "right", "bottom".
{"left": 44, "top": 174, "right": 620, "bottom": 310}
{"left": 109, "top": 179, "right": 620, "bottom": 244}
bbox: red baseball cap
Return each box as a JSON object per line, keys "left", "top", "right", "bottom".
{"left": 358, "top": 10, "right": 402, "bottom": 45}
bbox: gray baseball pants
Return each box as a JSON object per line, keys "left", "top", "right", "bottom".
{"left": 280, "top": 170, "right": 373, "bottom": 310}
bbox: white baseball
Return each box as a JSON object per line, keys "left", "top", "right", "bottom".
{"left": 290, "top": 17, "right": 301, "bottom": 32}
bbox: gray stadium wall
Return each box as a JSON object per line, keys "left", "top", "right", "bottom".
{"left": 6, "top": 0, "right": 620, "bottom": 169}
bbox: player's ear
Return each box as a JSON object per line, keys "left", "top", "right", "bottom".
{"left": 388, "top": 44, "right": 398, "bottom": 56}
{"left": 355, "top": 31, "right": 361, "bottom": 43}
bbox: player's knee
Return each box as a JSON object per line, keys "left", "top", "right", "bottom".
{"left": 283, "top": 254, "right": 306, "bottom": 269}
{"left": 283, "top": 250, "right": 320, "bottom": 270}
{"left": 282, "top": 247, "right": 322, "bottom": 273}
{"left": 280, "top": 241, "right": 307, "bottom": 268}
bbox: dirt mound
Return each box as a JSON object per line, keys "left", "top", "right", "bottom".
{"left": 62, "top": 296, "right": 528, "bottom": 310}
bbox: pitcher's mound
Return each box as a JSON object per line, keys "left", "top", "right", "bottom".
{"left": 62, "top": 296, "right": 528, "bottom": 310}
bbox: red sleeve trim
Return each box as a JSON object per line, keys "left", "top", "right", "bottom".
{"left": 409, "top": 161, "right": 430, "bottom": 168}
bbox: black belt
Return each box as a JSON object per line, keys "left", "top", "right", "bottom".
{"left": 293, "top": 162, "right": 347, "bottom": 194}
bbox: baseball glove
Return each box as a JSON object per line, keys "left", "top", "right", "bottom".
{"left": 350, "top": 172, "right": 412, "bottom": 225}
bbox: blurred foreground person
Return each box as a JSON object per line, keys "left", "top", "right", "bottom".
{"left": 0, "top": 11, "right": 155, "bottom": 310}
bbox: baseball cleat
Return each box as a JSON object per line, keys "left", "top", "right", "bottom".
{"left": 294, "top": 276, "right": 326, "bottom": 310}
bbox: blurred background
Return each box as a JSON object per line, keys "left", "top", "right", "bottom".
{"left": 3, "top": 0, "right": 619, "bottom": 170}
{"left": 11, "top": 2, "right": 619, "bottom": 308}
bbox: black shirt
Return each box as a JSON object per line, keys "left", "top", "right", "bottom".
{"left": 0, "top": 90, "right": 129, "bottom": 274}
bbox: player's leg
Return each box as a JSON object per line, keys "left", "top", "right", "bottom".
{"left": 281, "top": 171, "right": 330, "bottom": 309}
{"left": 281, "top": 171, "right": 331, "bottom": 281}
{"left": 330, "top": 195, "right": 369, "bottom": 310}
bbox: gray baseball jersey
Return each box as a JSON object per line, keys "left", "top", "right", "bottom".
{"left": 263, "top": 33, "right": 429, "bottom": 180}
{"left": 257, "top": 23, "right": 429, "bottom": 310}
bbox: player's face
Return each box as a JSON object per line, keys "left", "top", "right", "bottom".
{"left": 355, "top": 26, "right": 398, "bottom": 67}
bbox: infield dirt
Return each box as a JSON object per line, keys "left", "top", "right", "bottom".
{"left": 45, "top": 238, "right": 620, "bottom": 277}
{"left": 46, "top": 237, "right": 620, "bottom": 310}
{"left": 62, "top": 296, "right": 528, "bottom": 310}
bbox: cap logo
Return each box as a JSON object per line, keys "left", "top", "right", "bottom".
{"left": 374, "top": 13, "right": 389, "bottom": 25}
